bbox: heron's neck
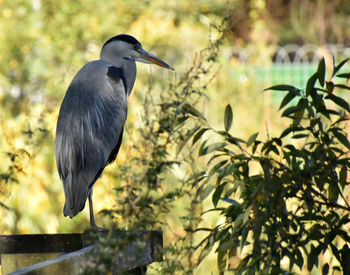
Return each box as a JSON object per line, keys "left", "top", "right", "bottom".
{"left": 100, "top": 53, "right": 137, "bottom": 96}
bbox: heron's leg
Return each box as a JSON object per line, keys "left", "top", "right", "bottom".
{"left": 88, "top": 190, "right": 97, "bottom": 228}
{"left": 88, "top": 190, "right": 108, "bottom": 231}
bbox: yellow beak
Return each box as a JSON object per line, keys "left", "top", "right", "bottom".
{"left": 137, "top": 49, "right": 174, "bottom": 70}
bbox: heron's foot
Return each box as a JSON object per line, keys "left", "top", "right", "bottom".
{"left": 91, "top": 224, "right": 109, "bottom": 232}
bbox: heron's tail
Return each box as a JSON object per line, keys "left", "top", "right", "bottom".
{"left": 63, "top": 198, "right": 87, "bottom": 218}
{"left": 63, "top": 203, "right": 74, "bottom": 219}
{"left": 62, "top": 172, "right": 87, "bottom": 218}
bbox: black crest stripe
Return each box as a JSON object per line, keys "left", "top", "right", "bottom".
{"left": 103, "top": 34, "right": 141, "bottom": 48}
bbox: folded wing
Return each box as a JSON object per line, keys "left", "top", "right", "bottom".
{"left": 55, "top": 60, "right": 128, "bottom": 218}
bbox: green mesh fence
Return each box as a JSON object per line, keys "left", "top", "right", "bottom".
{"left": 255, "top": 63, "right": 318, "bottom": 104}
{"left": 230, "top": 44, "right": 350, "bottom": 105}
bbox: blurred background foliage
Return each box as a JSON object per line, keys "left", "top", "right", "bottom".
{"left": 0, "top": 0, "right": 349, "bottom": 274}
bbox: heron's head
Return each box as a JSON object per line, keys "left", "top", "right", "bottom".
{"left": 100, "top": 34, "right": 174, "bottom": 70}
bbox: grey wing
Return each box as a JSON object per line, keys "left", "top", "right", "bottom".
{"left": 55, "top": 61, "right": 128, "bottom": 218}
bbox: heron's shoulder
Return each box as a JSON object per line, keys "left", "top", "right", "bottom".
{"left": 78, "top": 60, "right": 111, "bottom": 73}
{"left": 70, "top": 60, "right": 119, "bottom": 84}
{"left": 77, "top": 60, "right": 125, "bottom": 78}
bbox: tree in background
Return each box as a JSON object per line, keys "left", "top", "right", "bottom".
{"left": 227, "top": 0, "right": 350, "bottom": 45}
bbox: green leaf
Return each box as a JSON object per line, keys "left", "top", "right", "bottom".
{"left": 272, "top": 137, "right": 282, "bottom": 146}
{"left": 338, "top": 157, "right": 350, "bottom": 166}
{"left": 339, "top": 214, "right": 350, "bottom": 226}
{"left": 228, "top": 247, "right": 237, "bottom": 263}
{"left": 279, "top": 90, "right": 299, "bottom": 110}
{"left": 192, "top": 128, "right": 209, "bottom": 145}
{"left": 207, "top": 154, "right": 227, "bottom": 167}
{"left": 336, "top": 73, "right": 350, "bottom": 79}
{"left": 177, "top": 126, "right": 201, "bottom": 154}
{"left": 226, "top": 136, "right": 245, "bottom": 148}
{"left": 307, "top": 244, "right": 319, "bottom": 271}
{"left": 198, "top": 142, "right": 226, "bottom": 156}
{"left": 240, "top": 224, "right": 249, "bottom": 251}
{"left": 282, "top": 106, "right": 302, "bottom": 117}
{"left": 224, "top": 104, "right": 233, "bottom": 132}
{"left": 289, "top": 253, "right": 295, "bottom": 271}
{"left": 333, "top": 131, "right": 350, "bottom": 150}
{"left": 232, "top": 213, "right": 244, "bottom": 234}
{"left": 317, "top": 57, "right": 326, "bottom": 87}
{"left": 198, "top": 140, "right": 207, "bottom": 156}
{"left": 306, "top": 73, "right": 318, "bottom": 97}
{"left": 328, "top": 182, "right": 339, "bottom": 202}
{"left": 339, "top": 165, "right": 347, "bottom": 189}
{"left": 322, "top": 263, "right": 329, "bottom": 275}
{"left": 326, "top": 81, "right": 334, "bottom": 93}
{"left": 252, "top": 140, "right": 261, "bottom": 154}
{"left": 284, "top": 144, "right": 296, "bottom": 151}
{"left": 292, "top": 134, "right": 309, "bottom": 139}
{"left": 333, "top": 58, "right": 349, "bottom": 77}
{"left": 328, "top": 127, "right": 345, "bottom": 134}
{"left": 221, "top": 198, "right": 239, "bottom": 205}
{"left": 217, "top": 250, "right": 227, "bottom": 272}
{"left": 311, "top": 93, "right": 330, "bottom": 119}
{"left": 330, "top": 243, "right": 341, "bottom": 261}
{"left": 293, "top": 109, "right": 305, "bottom": 125}
{"left": 261, "top": 141, "right": 280, "bottom": 155}
{"left": 212, "top": 183, "right": 226, "bottom": 207}
{"left": 264, "top": 84, "right": 299, "bottom": 93}
{"left": 334, "top": 84, "right": 350, "bottom": 91}
{"left": 319, "top": 108, "right": 331, "bottom": 120}
{"left": 295, "top": 248, "right": 304, "bottom": 269}
{"left": 216, "top": 237, "right": 235, "bottom": 252}
{"left": 217, "top": 163, "right": 238, "bottom": 180}
{"left": 247, "top": 132, "right": 259, "bottom": 147}
{"left": 271, "top": 145, "right": 279, "bottom": 155}
{"left": 280, "top": 126, "right": 305, "bottom": 139}
{"left": 181, "top": 103, "right": 206, "bottom": 120}
{"left": 325, "top": 94, "right": 350, "bottom": 112}
{"left": 201, "top": 184, "right": 215, "bottom": 200}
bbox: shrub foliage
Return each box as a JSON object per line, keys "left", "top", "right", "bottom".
{"left": 194, "top": 57, "right": 350, "bottom": 274}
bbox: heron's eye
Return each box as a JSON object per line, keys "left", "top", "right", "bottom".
{"left": 134, "top": 44, "right": 142, "bottom": 51}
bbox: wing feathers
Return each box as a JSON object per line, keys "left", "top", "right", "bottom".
{"left": 55, "top": 60, "right": 129, "bottom": 217}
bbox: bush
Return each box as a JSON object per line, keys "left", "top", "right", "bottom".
{"left": 194, "top": 57, "right": 350, "bottom": 274}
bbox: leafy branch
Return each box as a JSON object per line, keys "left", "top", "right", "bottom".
{"left": 193, "top": 57, "right": 350, "bottom": 274}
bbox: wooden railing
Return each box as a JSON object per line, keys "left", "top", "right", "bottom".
{"left": 0, "top": 230, "right": 163, "bottom": 274}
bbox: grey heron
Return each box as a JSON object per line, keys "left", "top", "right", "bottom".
{"left": 55, "top": 34, "right": 174, "bottom": 230}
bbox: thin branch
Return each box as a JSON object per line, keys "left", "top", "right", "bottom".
{"left": 313, "top": 199, "right": 350, "bottom": 212}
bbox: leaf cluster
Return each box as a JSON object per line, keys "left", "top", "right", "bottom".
{"left": 193, "top": 57, "right": 350, "bottom": 274}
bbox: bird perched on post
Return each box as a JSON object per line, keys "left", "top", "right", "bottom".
{"left": 55, "top": 34, "right": 174, "bottom": 230}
